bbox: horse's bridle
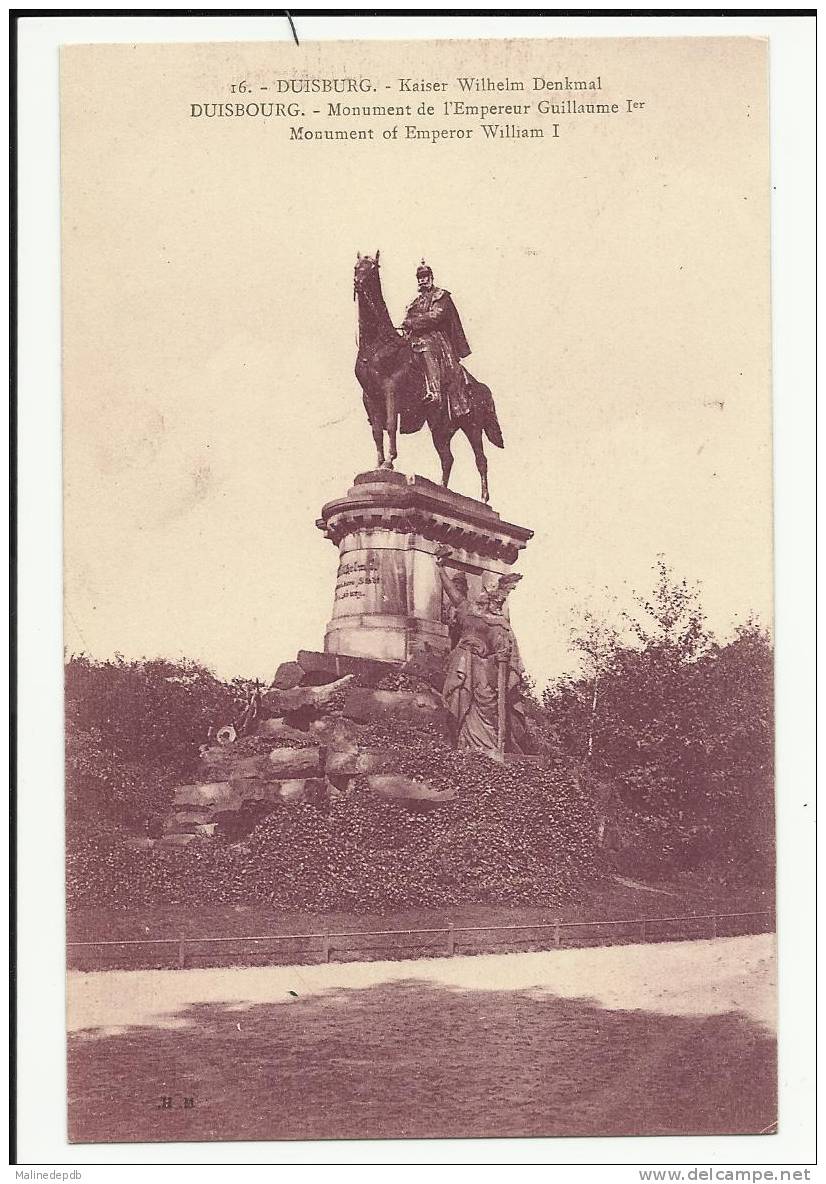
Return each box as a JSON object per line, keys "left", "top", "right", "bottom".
{"left": 354, "top": 263, "right": 403, "bottom": 350}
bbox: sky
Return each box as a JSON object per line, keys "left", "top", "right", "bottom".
{"left": 60, "top": 35, "right": 772, "bottom": 689}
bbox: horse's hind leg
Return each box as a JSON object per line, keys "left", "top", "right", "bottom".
{"left": 465, "top": 422, "right": 489, "bottom": 503}
{"left": 433, "top": 427, "right": 454, "bottom": 489}
{"left": 386, "top": 388, "right": 398, "bottom": 468}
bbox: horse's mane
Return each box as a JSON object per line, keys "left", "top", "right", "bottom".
{"left": 355, "top": 257, "right": 397, "bottom": 344}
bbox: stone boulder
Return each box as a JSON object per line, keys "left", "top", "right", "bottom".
{"left": 158, "top": 832, "right": 207, "bottom": 848}
{"left": 261, "top": 674, "right": 353, "bottom": 717}
{"left": 307, "top": 715, "right": 365, "bottom": 748}
{"left": 174, "top": 776, "right": 325, "bottom": 812}
{"left": 326, "top": 747, "right": 399, "bottom": 777}
{"left": 342, "top": 686, "right": 446, "bottom": 729}
{"left": 199, "top": 750, "right": 271, "bottom": 780}
{"left": 267, "top": 747, "right": 324, "bottom": 777}
{"left": 271, "top": 660, "right": 305, "bottom": 690}
{"left": 174, "top": 780, "right": 238, "bottom": 809}
{"left": 365, "top": 773, "right": 456, "bottom": 811}
{"left": 163, "top": 809, "right": 216, "bottom": 834}
{"left": 275, "top": 778, "right": 321, "bottom": 805}
{"left": 162, "top": 819, "right": 218, "bottom": 837}
{"left": 296, "top": 649, "right": 399, "bottom": 688}
{"left": 256, "top": 718, "right": 314, "bottom": 741}
{"left": 197, "top": 745, "right": 324, "bottom": 782}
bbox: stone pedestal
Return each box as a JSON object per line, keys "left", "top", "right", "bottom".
{"left": 316, "top": 470, "right": 534, "bottom": 664}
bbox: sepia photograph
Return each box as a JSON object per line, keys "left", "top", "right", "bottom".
{"left": 12, "top": 12, "right": 816, "bottom": 1167}
{"left": 59, "top": 31, "right": 777, "bottom": 1146}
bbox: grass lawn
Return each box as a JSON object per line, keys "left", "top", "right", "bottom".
{"left": 67, "top": 873, "right": 773, "bottom": 970}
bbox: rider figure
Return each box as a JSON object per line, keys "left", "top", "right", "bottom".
{"left": 402, "top": 261, "right": 472, "bottom": 420}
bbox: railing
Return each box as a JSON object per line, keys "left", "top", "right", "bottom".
{"left": 67, "top": 909, "right": 774, "bottom": 970}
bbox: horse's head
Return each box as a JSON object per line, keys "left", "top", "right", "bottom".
{"left": 353, "top": 249, "right": 397, "bottom": 345}
{"left": 353, "top": 250, "right": 381, "bottom": 298}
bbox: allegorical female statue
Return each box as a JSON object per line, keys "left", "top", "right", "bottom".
{"left": 435, "top": 545, "right": 529, "bottom": 760}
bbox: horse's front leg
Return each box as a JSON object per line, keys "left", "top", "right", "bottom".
{"left": 372, "top": 423, "right": 386, "bottom": 471}
{"left": 433, "top": 425, "right": 454, "bottom": 489}
{"left": 381, "top": 381, "right": 398, "bottom": 470}
{"left": 362, "top": 384, "right": 385, "bottom": 470}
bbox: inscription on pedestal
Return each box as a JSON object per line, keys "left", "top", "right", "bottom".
{"left": 334, "top": 555, "right": 380, "bottom": 603}
{"left": 318, "top": 472, "right": 533, "bottom": 664}
{"left": 330, "top": 547, "right": 407, "bottom": 623}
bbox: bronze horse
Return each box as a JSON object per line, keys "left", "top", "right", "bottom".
{"left": 353, "top": 252, "right": 503, "bottom": 503}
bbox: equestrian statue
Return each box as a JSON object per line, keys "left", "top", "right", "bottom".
{"left": 353, "top": 252, "right": 504, "bottom": 504}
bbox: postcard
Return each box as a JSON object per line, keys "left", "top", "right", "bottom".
{"left": 60, "top": 34, "right": 775, "bottom": 1144}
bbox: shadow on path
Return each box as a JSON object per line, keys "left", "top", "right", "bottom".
{"left": 69, "top": 979, "right": 776, "bottom": 1143}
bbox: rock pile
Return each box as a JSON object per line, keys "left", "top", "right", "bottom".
{"left": 155, "top": 662, "right": 453, "bottom": 847}
{"left": 65, "top": 649, "right": 602, "bottom": 912}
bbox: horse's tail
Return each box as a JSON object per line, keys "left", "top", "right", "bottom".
{"left": 484, "top": 400, "right": 504, "bottom": 448}
{"left": 463, "top": 370, "right": 504, "bottom": 448}
{"left": 476, "top": 381, "right": 504, "bottom": 448}
{"left": 461, "top": 369, "right": 504, "bottom": 446}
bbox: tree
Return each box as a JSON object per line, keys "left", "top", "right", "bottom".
{"left": 569, "top": 599, "right": 623, "bottom": 763}
{"left": 629, "top": 554, "right": 709, "bottom": 660}
{"left": 543, "top": 561, "right": 774, "bottom": 882}
{"left": 65, "top": 654, "right": 249, "bottom": 828}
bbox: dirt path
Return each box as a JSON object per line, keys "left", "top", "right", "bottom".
{"left": 68, "top": 933, "right": 775, "bottom": 1037}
